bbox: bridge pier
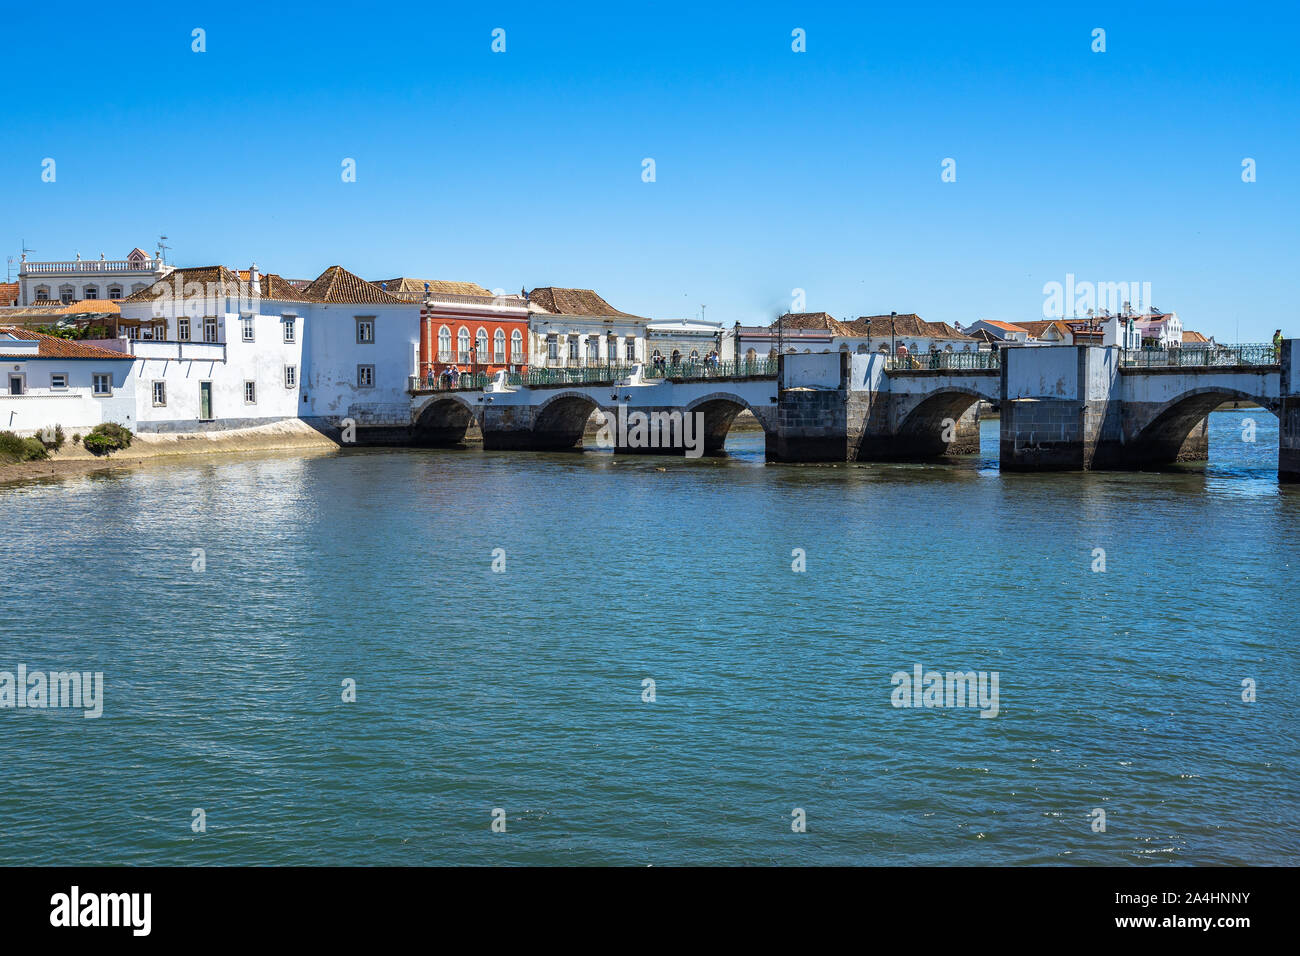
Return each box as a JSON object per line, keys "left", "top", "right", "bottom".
{"left": 1279, "top": 341, "right": 1300, "bottom": 482}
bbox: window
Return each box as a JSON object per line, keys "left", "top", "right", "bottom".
{"left": 59, "top": 286, "right": 74, "bottom": 304}
{"left": 108, "top": 285, "right": 122, "bottom": 300}
{"left": 282, "top": 316, "right": 296, "bottom": 343}
{"left": 476, "top": 328, "right": 489, "bottom": 362}
{"left": 493, "top": 329, "right": 505, "bottom": 363}
{"left": 625, "top": 339, "right": 636, "bottom": 361}
{"left": 438, "top": 326, "right": 451, "bottom": 361}
{"left": 356, "top": 317, "right": 374, "bottom": 343}
{"left": 241, "top": 316, "right": 255, "bottom": 342}
{"left": 458, "top": 328, "right": 470, "bottom": 362}
{"left": 285, "top": 365, "right": 298, "bottom": 388}
{"left": 8, "top": 374, "right": 24, "bottom": 396}
{"left": 35, "top": 287, "right": 49, "bottom": 301}
{"left": 203, "top": 318, "right": 218, "bottom": 343}
{"left": 152, "top": 381, "right": 166, "bottom": 406}
{"left": 141, "top": 326, "right": 155, "bottom": 340}
{"left": 689, "top": 349, "right": 700, "bottom": 362}
{"left": 244, "top": 380, "right": 257, "bottom": 404}
{"left": 547, "top": 334, "right": 558, "bottom": 361}
{"left": 178, "top": 318, "right": 191, "bottom": 341}
{"left": 357, "top": 365, "right": 375, "bottom": 388}
{"left": 83, "top": 286, "right": 98, "bottom": 300}
{"left": 568, "top": 337, "right": 579, "bottom": 361}
{"left": 511, "top": 330, "right": 523, "bottom": 361}
{"left": 92, "top": 373, "right": 112, "bottom": 396}
{"left": 125, "top": 325, "right": 139, "bottom": 340}
{"left": 50, "top": 373, "right": 68, "bottom": 390}
{"left": 586, "top": 338, "right": 598, "bottom": 362}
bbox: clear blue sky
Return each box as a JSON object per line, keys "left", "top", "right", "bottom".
{"left": 5, "top": 1, "right": 1296, "bottom": 340}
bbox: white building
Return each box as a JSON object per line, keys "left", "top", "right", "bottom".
{"left": 114, "top": 263, "right": 421, "bottom": 432}
{"left": 18, "top": 247, "right": 173, "bottom": 306}
{"left": 524, "top": 287, "right": 648, "bottom": 367}
{"left": 645, "top": 319, "right": 724, "bottom": 365}
{"left": 0, "top": 328, "right": 136, "bottom": 434}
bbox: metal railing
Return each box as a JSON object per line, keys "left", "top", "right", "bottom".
{"left": 642, "top": 358, "right": 778, "bottom": 380}
{"left": 1120, "top": 344, "right": 1278, "bottom": 367}
{"left": 885, "top": 351, "right": 1000, "bottom": 370}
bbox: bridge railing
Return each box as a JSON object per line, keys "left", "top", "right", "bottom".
{"left": 1121, "top": 344, "right": 1278, "bottom": 368}
{"left": 409, "top": 372, "right": 490, "bottom": 392}
{"left": 885, "top": 351, "right": 1000, "bottom": 371}
{"left": 641, "top": 358, "right": 778, "bottom": 380}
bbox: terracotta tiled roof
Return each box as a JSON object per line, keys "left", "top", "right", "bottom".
{"left": 372, "top": 277, "right": 494, "bottom": 297}
{"left": 303, "top": 265, "right": 405, "bottom": 304}
{"left": 55, "top": 299, "right": 121, "bottom": 315}
{"left": 0, "top": 327, "right": 132, "bottom": 359}
{"left": 770, "top": 312, "right": 852, "bottom": 335}
{"left": 122, "top": 265, "right": 246, "bottom": 303}
{"left": 977, "top": 319, "right": 1029, "bottom": 333}
{"left": 1017, "top": 320, "right": 1073, "bottom": 339}
{"left": 1182, "top": 330, "right": 1209, "bottom": 344}
{"left": 234, "top": 270, "right": 311, "bottom": 302}
{"left": 844, "top": 314, "right": 975, "bottom": 340}
{"left": 526, "top": 287, "right": 642, "bottom": 318}
{"left": 0, "top": 283, "right": 17, "bottom": 306}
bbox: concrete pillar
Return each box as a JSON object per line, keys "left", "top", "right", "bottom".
{"left": 999, "top": 346, "right": 1120, "bottom": 471}
{"left": 1279, "top": 340, "right": 1300, "bottom": 482}
{"left": 766, "top": 351, "right": 858, "bottom": 461}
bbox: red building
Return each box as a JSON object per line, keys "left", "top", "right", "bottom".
{"left": 373, "top": 278, "right": 532, "bottom": 384}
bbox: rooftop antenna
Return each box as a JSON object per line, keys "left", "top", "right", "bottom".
{"left": 156, "top": 234, "right": 171, "bottom": 264}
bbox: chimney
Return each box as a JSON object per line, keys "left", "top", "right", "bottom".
{"left": 249, "top": 262, "right": 261, "bottom": 297}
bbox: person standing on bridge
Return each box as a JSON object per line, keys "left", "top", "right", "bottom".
{"left": 1274, "top": 329, "right": 1283, "bottom": 361}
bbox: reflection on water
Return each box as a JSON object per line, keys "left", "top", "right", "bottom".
{"left": 0, "top": 411, "right": 1296, "bottom": 865}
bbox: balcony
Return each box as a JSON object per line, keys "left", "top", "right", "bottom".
{"left": 21, "top": 258, "right": 167, "bottom": 275}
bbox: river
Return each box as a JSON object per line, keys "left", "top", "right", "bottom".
{"left": 0, "top": 410, "right": 1295, "bottom": 864}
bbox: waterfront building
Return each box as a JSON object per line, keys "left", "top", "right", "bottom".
{"left": 725, "top": 313, "right": 843, "bottom": 361}
{"left": 370, "top": 278, "right": 531, "bottom": 382}
{"left": 960, "top": 319, "right": 1031, "bottom": 343}
{"left": 645, "top": 319, "right": 724, "bottom": 365}
{"left": 1133, "top": 310, "right": 1183, "bottom": 347}
{"left": 836, "top": 314, "right": 978, "bottom": 354}
{"left": 112, "top": 262, "right": 424, "bottom": 431}
{"left": 524, "top": 288, "right": 648, "bottom": 367}
{"left": 0, "top": 327, "right": 136, "bottom": 433}
{"left": 17, "top": 247, "right": 173, "bottom": 306}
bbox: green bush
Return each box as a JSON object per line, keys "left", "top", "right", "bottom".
{"left": 37, "top": 424, "right": 66, "bottom": 452}
{"left": 0, "top": 431, "right": 50, "bottom": 463}
{"left": 82, "top": 422, "right": 134, "bottom": 456}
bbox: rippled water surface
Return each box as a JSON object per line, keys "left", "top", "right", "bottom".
{"left": 1, "top": 410, "right": 1296, "bottom": 865}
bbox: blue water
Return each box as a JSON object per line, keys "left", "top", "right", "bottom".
{"left": 0, "top": 410, "right": 1295, "bottom": 865}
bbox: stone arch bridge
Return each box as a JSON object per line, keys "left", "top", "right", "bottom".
{"left": 392, "top": 344, "right": 1300, "bottom": 479}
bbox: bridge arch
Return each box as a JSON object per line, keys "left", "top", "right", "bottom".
{"left": 534, "top": 390, "right": 607, "bottom": 451}
{"left": 411, "top": 394, "right": 478, "bottom": 446}
{"left": 684, "top": 391, "right": 774, "bottom": 455}
{"left": 891, "top": 387, "right": 989, "bottom": 458}
{"left": 1124, "top": 386, "right": 1277, "bottom": 466}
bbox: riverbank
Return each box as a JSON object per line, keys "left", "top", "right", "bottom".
{"left": 0, "top": 419, "right": 339, "bottom": 484}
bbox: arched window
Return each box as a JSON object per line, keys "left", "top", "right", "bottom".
{"left": 34, "top": 286, "right": 50, "bottom": 301}
{"left": 839, "top": 343, "right": 850, "bottom": 352}
{"left": 671, "top": 349, "right": 681, "bottom": 364}
{"left": 458, "top": 328, "right": 470, "bottom": 362}
{"left": 494, "top": 329, "right": 505, "bottom": 362}
{"left": 59, "top": 284, "right": 75, "bottom": 303}
{"left": 689, "top": 349, "right": 699, "bottom": 362}
{"left": 510, "top": 329, "right": 523, "bottom": 362}
{"left": 476, "top": 328, "right": 489, "bottom": 361}
{"left": 438, "top": 326, "right": 451, "bottom": 360}
{"left": 856, "top": 344, "right": 868, "bottom": 353}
